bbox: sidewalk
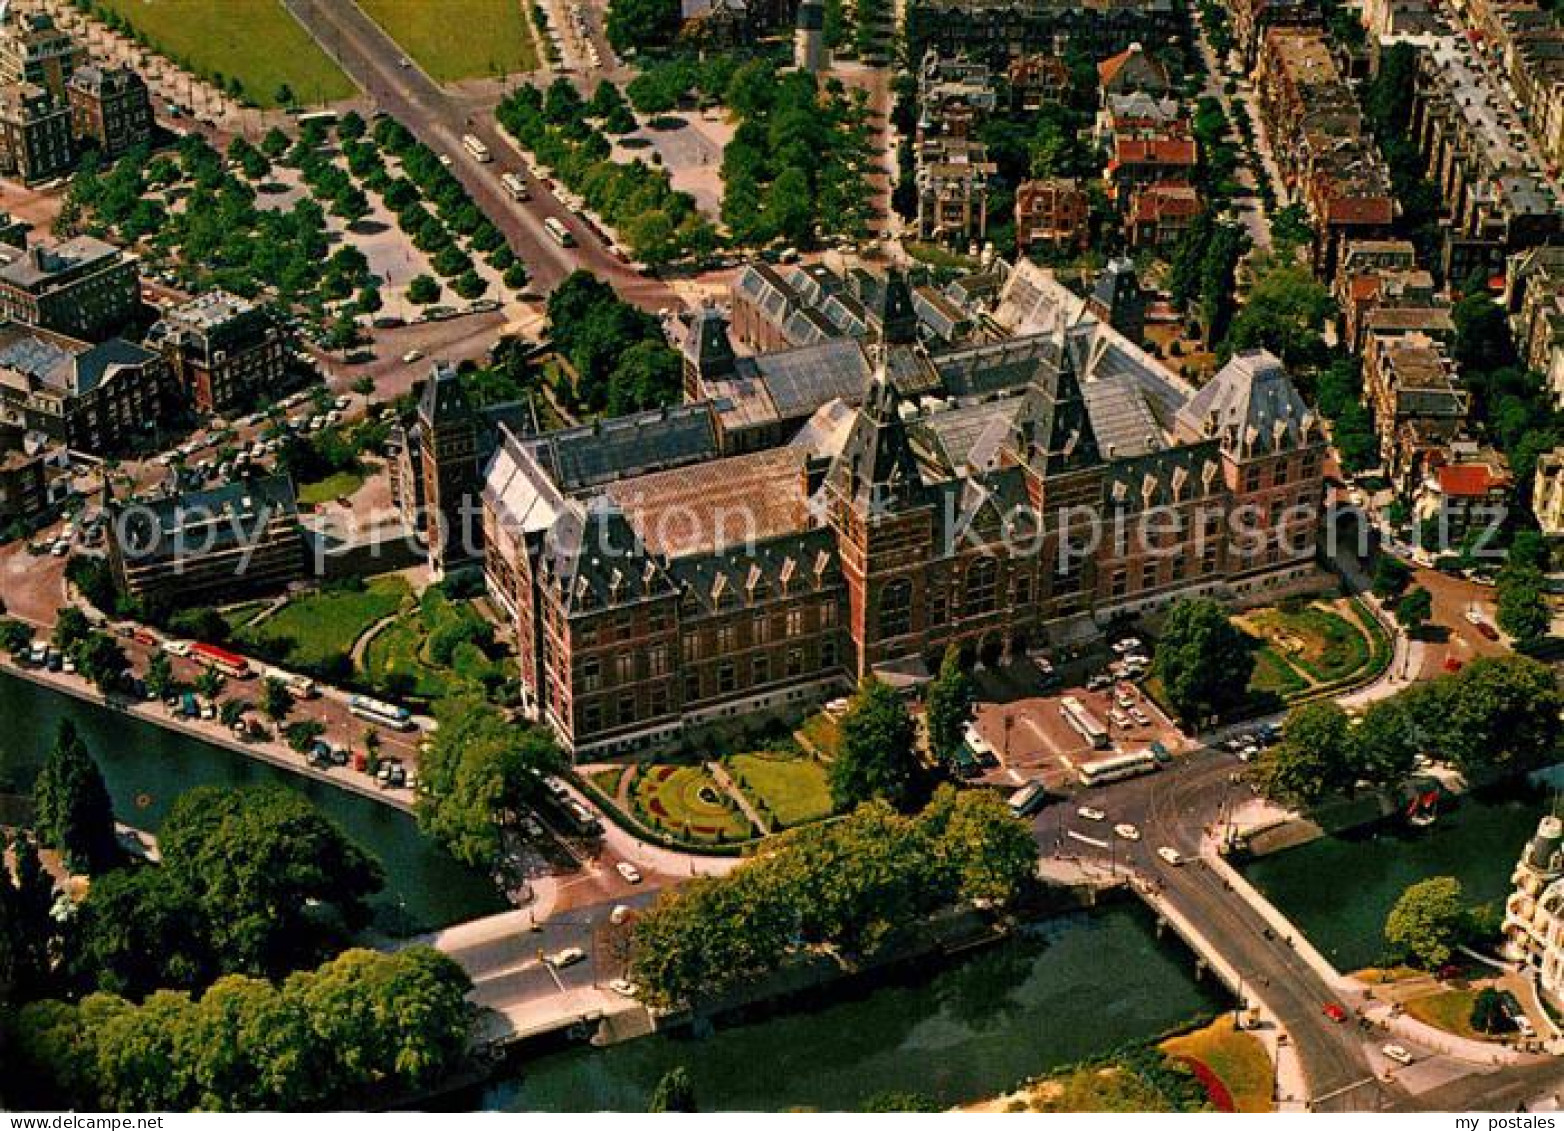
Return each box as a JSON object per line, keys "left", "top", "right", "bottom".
{"left": 1206, "top": 844, "right": 1534, "bottom": 1068}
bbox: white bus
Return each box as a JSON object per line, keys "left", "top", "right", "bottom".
{"left": 1077, "top": 750, "right": 1159, "bottom": 787}
{"left": 462, "top": 134, "right": 492, "bottom": 163}
{"left": 543, "top": 216, "right": 574, "bottom": 247}
{"left": 1060, "top": 695, "right": 1110, "bottom": 750}
{"left": 349, "top": 694, "right": 415, "bottom": 731}
{"left": 500, "top": 171, "right": 530, "bottom": 201}
{"left": 262, "top": 667, "right": 318, "bottom": 700}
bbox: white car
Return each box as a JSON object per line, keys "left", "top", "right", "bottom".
{"left": 616, "top": 861, "right": 642, "bottom": 883}
{"left": 607, "top": 978, "right": 638, "bottom": 997}
{"left": 1112, "top": 637, "right": 1143, "bottom": 655}
{"left": 1115, "top": 823, "right": 1141, "bottom": 842}
{"left": 1464, "top": 609, "right": 1485, "bottom": 625}
{"left": 1381, "top": 1044, "right": 1413, "bottom": 1066}
{"left": 402, "top": 349, "right": 424, "bottom": 364}
{"left": 1077, "top": 806, "right": 1106, "bottom": 822}
{"left": 1156, "top": 846, "right": 1184, "bottom": 866}
{"left": 545, "top": 947, "right": 585, "bottom": 969}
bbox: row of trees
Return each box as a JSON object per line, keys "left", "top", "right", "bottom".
{"left": 721, "top": 64, "right": 875, "bottom": 249}
{"left": 497, "top": 80, "right": 716, "bottom": 268}
{"left": 1256, "top": 654, "right": 1561, "bottom": 807}
{"left": 4, "top": 947, "right": 472, "bottom": 1111}
{"left": 629, "top": 788, "right": 1039, "bottom": 1009}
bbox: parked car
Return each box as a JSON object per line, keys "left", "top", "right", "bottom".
{"left": 1114, "top": 823, "right": 1141, "bottom": 841}
{"left": 607, "top": 978, "right": 638, "bottom": 997}
{"left": 545, "top": 947, "right": 585, "bottom": 969}
{"left": 1381, "top": 1044, "right": 1413, "bottom": 1065}
{"left": 1076, "top": 806, "right": 1106, "bottom": 822}
{"left": 1156, "top": 846, "right": 1184, "bottom": 866}
{"left": 616, "top": 861, "right": 642, "bottom": 884}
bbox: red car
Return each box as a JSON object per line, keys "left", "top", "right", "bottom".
{"left": 1322, "top": 1002, "right": 1348, "bottom": 1023}
{"left": 1475, "top": 621, "right": 1500, "bottom": 641}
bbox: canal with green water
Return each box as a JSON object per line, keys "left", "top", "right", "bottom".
{"left": 472, "top": 903, "right": 1229, "bottom": 1112}
{"left": 1241, "top": 781, "right": 1548, "bottom": 972}
{"left": 6, "top": 669, "right": 1544, "bottom": 1110}
{"left": 0, "top": 671, "right": 505, "bottom": 934}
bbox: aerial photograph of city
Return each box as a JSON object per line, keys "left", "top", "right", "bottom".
{"left": 5, "top": 0, "right": 1564, "bottom": 1117}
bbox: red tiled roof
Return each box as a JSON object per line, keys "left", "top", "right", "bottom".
{"left": 1436, "top": 464, "right": 1508, "bottom": 497}
{"left": 1113, "top": 137, "right": 1198, "bottom": 167}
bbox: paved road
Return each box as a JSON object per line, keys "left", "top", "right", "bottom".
{"left": 283, "top": 0, "right": 680, "bottom": 312}
{"left": 1042, "top": 749, "right": 1390, "bottom": 1110}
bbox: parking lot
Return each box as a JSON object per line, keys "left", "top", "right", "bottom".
{"left": 963, "top": 637, "right": 1192, "bottom": 796}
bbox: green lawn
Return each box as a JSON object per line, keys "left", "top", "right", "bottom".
{"left": 633, "top": 765, "right": 754, "bottom": 843}
{"left": 1162, "top": 1017, "right": 1273, "bottom": 1113}
{"left": 1244, "top": 603, "right": 1369, "bottom": 684}
{"left": 1404, "top": 988, "right": 1487, "bottom": 1042}
{"left": 361, "top": 585, "right": 505, "bottom": 699}
{"left": 729, "top": 752, "right": 833, "bottom": 828}
{"left": 236, "top": 575, "right": 408, "bottom": 668}
{"left": 296, "top": 469, "right": 366, "bottom": 507}
{"left": 97, "top": 0, "right": 355, "bottom": 107}
{"left": 358, "top": 0, "right": 537, "bottom": 82}
{"left": 219, "top": 600, "right": 270, "bottom": 636}
{"left": 1248, "top": 645, "right": 1309, "bottom": 699}
{"left": 797, "top": 711, "right": 842, "bottom": 758}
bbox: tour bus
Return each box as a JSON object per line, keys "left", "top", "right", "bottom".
{"left": 1059, "top": 695, "right": 1110, "bottom": 750}
{"left": 1007, "top": 780, "right": 1048, "bottom": 818}
{"left": 262, "top": 666, "right": 318, "bottom": 700}
{"left": 296, "top": 110, "right": 337, "bottom": 129}
{"left": 348, "top": 694, "right": 415, "bottom": 731}
{"left": 190, "top": 642, "right": 251, "bottom": 679}
{"left": 462, "top": 134, "right": 492, "bottom": 163}
{"left": 543, "top": 216, "right": 575, "bottom": 247}
{"left": 1077, "top": 750, "right": 1160, "bottom": 787}
{"left": 500, "top": 171, "right": 530, "bottom": 201}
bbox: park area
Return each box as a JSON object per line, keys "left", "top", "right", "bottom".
{"left": 361, "top": 585, "right": 509, "bottom": 700}
{"left": 232, "top": 574, "right": 409, "bottom": 669}
{"left": 1160, "top": 1017, "right": 1272, "bottom": 1113}
{"left": 1234, "top": 594, "right": 1392, "bottom": 705}
{"left": 96, "top": 0, "right": 355, "bottom": 107}
{"left": 586, "top": 739, "right": 838, "bottom": 847}
{"left": 358, "top": 0, "right": 538, "bottom": 82}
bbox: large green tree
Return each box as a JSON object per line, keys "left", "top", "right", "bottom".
{"left": 67, "top": 868, "right": 214, "bottom": 1000}
{"left": 32, "top": 721, "right": 118, "bottom": 875}
{"left": 924, "top": 645, "right": 974, "bottom": 764}
{"left": 1256, "top": 700, "right": 1352, "bottom": 807}
{"left": 1403, "top": 654, "right": 1561, "bottom": 775}
{"left": 830, "top": 678, "right": 923, "bottom": 811}
{"left": 605, "top": 0, "right": 682, "bottom": 54}
{"left": 1384, "top": 876, "right": 1467, "bottom": 968}
{"left": 159, "top": 786, "right": 384, "bottom": 978}
{"left": 416, "top": 697, "right": 562, "bottom": 869}
{"left": 1496, "top": 567, "right": 1550, "bottom": 647}
{"left": 1152, "top": 599, "right": 1255, "bottom": 724}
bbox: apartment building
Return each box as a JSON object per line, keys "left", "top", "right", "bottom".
{"left": 1361, "top": 329, "right": 1470, "bottom": 493}
{"left": 0, "top": 80, "right": 71, "bottom": 184}
{"left": 0, "top": 322, "right": 168, "bottom": 454}
{"left": 145, "top": 290, "right": 288, "bottom": 414}
{"left": 1015, "top": 177, "right": 1091, "bottom": 253}
{"left": 1411, "top": 34, "right": 1561, "bottom": 281}
{"left": 1257, "top": 28, "right": 1396, "bottom": 273}
{"left": 0, "top": 235, "right": 140, "bottom": 341}
{"left": 107, "top": 474, "right": 305, "bottom": 608}
{"left": 67, "top": 64, "right": 152, "bottom": 158}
